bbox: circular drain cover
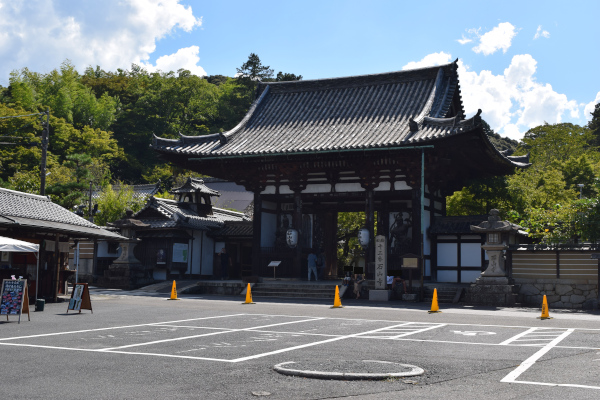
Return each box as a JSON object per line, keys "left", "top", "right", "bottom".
{"left": 273, "top": 360, "right": 424, "bottom": 380}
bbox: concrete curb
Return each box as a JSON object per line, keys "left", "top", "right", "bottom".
{"left": 273, "top": 360, "right": 424, "bottom": 381}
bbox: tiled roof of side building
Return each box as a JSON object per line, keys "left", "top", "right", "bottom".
{"left": 134, "top": 197, "right": 249, "bottom": 231}
{"left": 0, "top": 188, "right": 125, "bottom": 240}
{"left": 151, "top": 61, "right": 529, "bottom": 171}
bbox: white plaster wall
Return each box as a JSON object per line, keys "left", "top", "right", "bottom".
{"left": 374, "top": 182, "right": 391, "bottom": 191}
{"left": 437, "top": 270, "right": 458, "bottom": 282}
{"left": 201, "top": 235, "right": 214, "bottom": 275}
{"left": 303, "top": 184, "right": 331, "bottom": 193}
{"left": 97, "top": 241, "right": 117, "bottom": 258}
{"left": 394, "top": 181, "right": 411, "bottom": 190}
{"left": 437, "top": 243, "right": 457, "bottom": 267}
{"left": 335, "top": 182, "right": 364, "bottom": 192}
{"left": 279, "top": 185, "right": 293, "bottom": 194}
{"left": 261, "top": 212, "right": 277, "bottom": 247}
{"left": 461, "top": 270, "right": 481, "bottom": 283}
{"left": 190, "top": 230, "right": 203, "bottom": 275}
{"left": 262, "top": 186, "right": 276, "bottom": 194}
{"left": 461, "top": 243, "right": 482, "bottom": 267}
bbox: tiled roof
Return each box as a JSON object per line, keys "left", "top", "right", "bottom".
{"left": 134, "top": 197, "right": 249, "bottom": 231}
{"left": 0, "top": 188, "right": 125, "bottom": 240}
{"left": 170, "top": 177, "right": 220, "bottom": 196}
{"left": 151, "top": 61, "right": 528, "bottom": 171}
{"left": 209, "top": 221, "right": 253, "bottom": 238}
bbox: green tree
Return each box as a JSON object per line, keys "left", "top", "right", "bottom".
{"left": 337, "top": 212, "right": 366, "bottom": 268}
{"left": 236, "top": 53, "right": 274, "bottom": 83}
{"left": 587, "top": 102, "right": 600, "bottom": 146}
{"left": 45, "top": 153, "right": 93, "bottom": 209}
{"left": 93, "top": 184, "right": 147, "bottom": 226}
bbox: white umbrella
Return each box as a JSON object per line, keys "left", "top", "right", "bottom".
{"left": 0, "top": 236, "right": 40, "bottom": 300}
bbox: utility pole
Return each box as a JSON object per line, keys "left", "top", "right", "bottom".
{"left": 40, "top": 108, "right": 50, "bottom": 196}
{"left": 88, "top": 181, "right": 94, "bottom": 222}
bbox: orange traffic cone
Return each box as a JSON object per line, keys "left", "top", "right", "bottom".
{"left": 242, "top": 283, "right": 255, "bottom": 304}
{"left": 538, "top": 295, "right": 552, "bottom": 319}
{"left": 428, "top": 288, "right": 441, "bottom": 313}
{"left": 331, "top": 285, "right": 343, "bottom": 308}
{"left": 168, "top": 280, "right": 180, "bottom": 300}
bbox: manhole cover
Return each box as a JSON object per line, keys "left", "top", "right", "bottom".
{"left": 273, "top": 360, "right": 424, "bottom": 380}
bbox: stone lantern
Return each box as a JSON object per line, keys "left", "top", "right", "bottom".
{"left": 466, "top": 209, "right": 522, "bottom": 305}
{"left": 102, "top": 210, "right": 152, "bottom": 289}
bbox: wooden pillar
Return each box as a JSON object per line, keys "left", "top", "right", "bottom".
{"left": 251, "top": 191, "right": 262, "bottom": 276}
{"left": 365, "top": 188, "right": 375, "bottom": 276}
{"left": 53, "top": 233, "right": 60, "bottom": 303}
{"left": 293, "top": 191, "right": 303, "bottom": 278}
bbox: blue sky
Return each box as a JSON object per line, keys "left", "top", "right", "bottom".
{"left": 0, "top": 0, "right": 598, "bottom": 140}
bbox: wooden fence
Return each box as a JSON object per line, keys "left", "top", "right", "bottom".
{"left": 509, "top": 249, "right": 599, "bottom": 280}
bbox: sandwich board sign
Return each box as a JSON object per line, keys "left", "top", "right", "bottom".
{"left": 67, "top": 283, "right": 93, "bottom": 314}
{"left": 0, "top": 279, "right": 30, "bottom": 323}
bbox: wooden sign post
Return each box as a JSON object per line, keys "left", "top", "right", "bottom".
{"left": 0, "top": 279, "right": 30, "bottom": 323}
{"left": 67, "top": 283, "right": 93, "bottom": 314}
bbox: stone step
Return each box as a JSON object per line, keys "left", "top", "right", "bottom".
{"left": 251, "top": 292, "right": 335, "bottom": 299}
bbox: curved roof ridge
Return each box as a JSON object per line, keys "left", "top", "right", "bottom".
{"left": 257, "top": 61, "right": 458, "bottom": 92}
{"left": 221, "top": 84, "right": 270, "bottom": 142}
{"left": 0, "top": 187, "right": 50, "bottom": 201}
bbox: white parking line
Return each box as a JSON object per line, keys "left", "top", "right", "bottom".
{"left": 501, "top": 329, "right": 575, "bottom": 384}
{"left": 231, "top": 322, "right": 419, "bottom": 362}
{"left": 99, "top": 317, "right": 324, "bottom": 351}
{"left": 0, "top": 314, "right": 247, "bottom": 341}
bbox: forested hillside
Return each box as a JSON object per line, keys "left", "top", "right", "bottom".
{"left": 2, "top": 55, "right": 599, "bottom": 244}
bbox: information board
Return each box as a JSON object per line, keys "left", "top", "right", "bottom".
{"left": 67, "top": 283, "right": 93, "bottom": 314}
{"left": 0, "top": 279, "right": 30, "bottom": 323}
{"left": 172, "top": 243, "right": 189, "bottom": 263}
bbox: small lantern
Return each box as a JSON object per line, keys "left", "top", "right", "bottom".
{"left": 286, "top": 229, "right": 299, "bottom": 248}
{"left": 358, "top": 228, "right": 370, "bottom": 247}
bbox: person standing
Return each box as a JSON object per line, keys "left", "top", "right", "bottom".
{"left": 307, "top": 249, "right": 318, "bottom": 281}
{"left": 220, "top": 248, "right": 231, "bottom": 280}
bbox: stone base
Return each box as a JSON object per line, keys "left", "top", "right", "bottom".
{"left": 97, "top": 262, "right": 154, "bottom": 290}
{"left": 464, "top": 282, "right": 519, "bottom": 307}
{"left": 476, "top": 276, "right": 513, "bottom": 285}
{"left": 369, "top": 289, "right": 392, "bottom": 301}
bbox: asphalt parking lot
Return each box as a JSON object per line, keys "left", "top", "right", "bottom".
{"left": 1, "top": 290, "right": 600, "bottom": 399}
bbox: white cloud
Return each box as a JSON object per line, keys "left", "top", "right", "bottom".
{"left": 458, "top": 54, "right": 579, "bottom": 140}
{"left": 401, "top": 52, "right": 453, "bottom": 70}
{"left": 0, "top": 0, "right": 203, "bottom": 85}
{"left": 472, "top": 22, "right": 517, "bottom": 55}
{"left": 401, "top": 53, "right": 581, "bottom": 140}
{"left": 534, "top": 25, "right": 550, "bottom": 40}
{"left": 457, "top": 35, "right": 472, "bottom": 45}
{"left": 141, "top": 46, "right": 206, "bottom": 76}
{"left": 584, "top": 91, "right": 600, "bottom": 121}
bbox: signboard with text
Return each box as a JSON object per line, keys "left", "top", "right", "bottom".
{"left": 67, "top": 283, "right": 93, "bottom": 314}
{"left": 375, "top": 235, "right": 387, "bottom": 289}
{"left": 1, "top": 279, "right": 30, "bottom": 323}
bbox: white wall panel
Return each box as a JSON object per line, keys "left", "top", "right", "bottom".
{"left": 437, "top": 243, "right": 457, "bottom": 267}
{"left": 461, "top": 243, "right": 482, "bottom": 267}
